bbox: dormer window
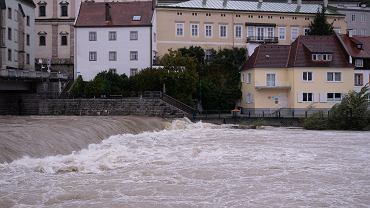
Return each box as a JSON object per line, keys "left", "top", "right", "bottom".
{"left": 355, "top": 59, "right": 364, "bottom": 67}
{"left": 356, "top": 44, "right": 363, "bottom": 50}
{"left": 312, "top": 53, "right": 332, "bottom": 61}
{"left": 132, "top": 16, "right": 141, "bottom": 21}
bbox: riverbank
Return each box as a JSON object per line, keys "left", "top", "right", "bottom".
{"left": 0, "top": 116, "right": 169, "bottom": 163}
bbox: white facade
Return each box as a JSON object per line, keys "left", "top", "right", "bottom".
{"left": 75, "top": 27, "right": 152, "bottom": 80}
{"left": 1, "top": 0, "right": 35, "bottom": 70}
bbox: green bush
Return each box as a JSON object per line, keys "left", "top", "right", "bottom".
{"left": 303, "top": 112, "right": 329, "bottom": 130}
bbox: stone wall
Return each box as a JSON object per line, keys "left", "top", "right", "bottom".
{"left": 39, "top": 98, "right": 188, "bottom": 118}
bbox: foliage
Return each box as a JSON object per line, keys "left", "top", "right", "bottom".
{"left": 72, "top": 47, "right": 247, "bottom": 110}
{"left": 303, "top": 112, "right": 329, "bottom": 130}
{"left": 308, "top": 7, "right": 334, "bottom": 35}
{"left": 327, "top": 85, "right": 370, "bottom": 130}
{"left": 70, "top": 75, "right": 85, "bottom": 98}
{"left": 304, "top": 85, "right": 370, "bottom": 130}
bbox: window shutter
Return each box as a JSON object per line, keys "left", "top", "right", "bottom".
{"left": 297, "top": 93, "right": 303, "bottom": 103}
{"left": 360, "top": 74, "right": 363, "bottom": 85}
{"left": 320, "top": 93, "right": 327, "bottom": 103}
{"left": 251, "top": 94, "right": 254, "bottom": 103}
{"left": 314, "top": 93, "right": 320, "bottom": 102}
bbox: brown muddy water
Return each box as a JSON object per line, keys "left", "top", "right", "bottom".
{"left": 0, "top": 117, "right": 370, "bottom": 207}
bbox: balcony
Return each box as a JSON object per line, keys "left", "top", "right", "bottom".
{"left": 247, "top": 36, "right": 279, "bottom": 44}
{"left": 255, "top": 82, "right": 291, "bottom": 90}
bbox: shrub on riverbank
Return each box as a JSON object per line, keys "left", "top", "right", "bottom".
{"left": 304, "top": 85, "right": 370, "bottom": 130}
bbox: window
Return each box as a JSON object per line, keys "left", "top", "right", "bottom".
{"left": 355, "top": 59, "right": 364, "bottom": 67}
{"left": 109, "top": 51, "right": 117, "bottom": 61}
{"left": 205, "top": 49, "right": 213, "bottom": 61}
{"left": 256, "top": 27, "right": 264, "bottom": 40}
{"left": 130, "top": 68, "right": 138, "bottom": 76}
{"left": 220, "top": 25, "right": 227, "bottom": 38}
{"left": 327, "top": 72, "right": 341, "bottom": 82}
{"left": 61, "top": 35, "right": 68, "bottom": 46}
{"left": 8, "top": 8, "right": 11, "bottom": 19}
{"left": 109, "top": 68, "right": 117, "bottom": 74}
{"left": 351, "top": 14, "right": 356, "bottom": 21}
{"left": 247, "top": 73, "right": 252, "bottom": 84}
{"left": 191, "top": 24, "right": 199, "bottom": 37}
{"left": 89, "top": 32, "right": 97, "bottom": 41}
{"left": 303, "top": 72, "right": 312, "bottom": 81}
{"left": 39, "top": 35, "right": 46, "bottom": 46}
{"left": 132, "top": 16, "right": 141, "bottom": 21}
{"left": 327, "top": 93, "right": 342, "bottom": 102}
{"left": 267, "top": 27, "right": 274, "bottom": 38}
{"left": 334, "top": 29, "right": 341, "bottom": 34}
{"left": 8, "top": 49, "right": 12, "bottom": 61}
{"left": 266, "top": 73, "right": 276, "bottom": 86}
{"left": 109, "top": 31, "right": 117, "bottom": 41}
{"left": 354, "top": 73, "right": 363, "bottom": 86}
{"left": 235, "top": 25, "right": 242, "bottom": 38}
{"left": 312, "top": 54, "right": 332, "bottom": 61}
{"left": 176, "top": 23, "right": 184, "bottom": 37}
{"left": 7, "top": 28, "right": 11, "bottom": 41}
{"left": 247, "top": 26, "right": 254, "bottom": 37}
{"left": 26, "top": 34, "right": 30, "bottom": 46}
{"left": 303, "top": 93, "right": 313, "bottom": 102}
{"left": 61, "top": 5, "right": 68, "bottom": 17}
{"left": 89, "top": 51, "right": 97, "bottom": 61}
{"left": 361, "top": 14, "right": 366, "bottom": 22}
{"left": 27, "top": 16, "right": 30, "bottom": 26}
{"left": 14, "top": 10, "right": 18, "bottom": 22}
{"left": 130, "top": 51, "right": 138, "bottom": 61}
{"left": 26, "top": 54, "right": 30, "bottom": 65}
{"left": 291, "top": 27, "right": 299, "bottom": 40}
{"left": 14, "top": 30, "right": 18, "bottom": 42}
{"left": 246, "top": 93, "right": 253, "bottom": 104}
{"left": 278, "top": 27, "right": 286, "bottom": 40}
{"left": 39, "top": 5, "right": 46, "bottom": 17}
{"left": 130, "top": 31, "right": 138, "bottom": 40}
{"left": 304, "top": 28, "right": 310, "bottom": 36}
{"left": 205, "top": 24, "right": 212, "bottom": 37}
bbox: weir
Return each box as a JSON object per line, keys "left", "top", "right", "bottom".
{"left": 0, "top": 116, "right": 168, "bottom": 163}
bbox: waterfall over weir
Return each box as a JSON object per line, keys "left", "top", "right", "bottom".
{"left": 0, "top": 116, "right": 168, "bottom": 163}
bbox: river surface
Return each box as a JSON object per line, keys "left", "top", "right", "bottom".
{"left": 1, "top": 119, "right": 370, "bottom": 207}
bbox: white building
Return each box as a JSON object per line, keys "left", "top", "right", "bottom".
{"left": 74, "top": 1, "right": 155, "bottom": 80}
{"left": 0, "top": 0, "right": 35, "bottom": 71}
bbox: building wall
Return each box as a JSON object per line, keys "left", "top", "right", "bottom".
{"left": 241, "top": 67, "right": 354, "bottom": 111}
{"left": 156, "top": 7, "right": 347, "bottom": 56}
{"left": 336, "top": 7, "right": 370, "bottom": 36}
{"left": 1, "top": 0, "right": 35, "bottom": 70}
{"left": 354, "top": 69, "right": 370, "bottom": 92}
{"left": 75, "top": 27, "right": 152, "bottom": 80}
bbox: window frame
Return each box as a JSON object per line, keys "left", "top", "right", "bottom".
{"left": 39, "top": 35, "right": 46, "bottom": 46}
{"left": 39, "top": 5, "right": 46, "bottom": 17}
{"left": 109, "top": 51, "right": 117, "bottom": 61}
{"left": 302, "top": 92, "right": 313, "bottom": 102}
{"left": 89, "top": 32, "right": 97, "bottom": 41}
{"left": 175, "top": 23, "right": 184, "bottom": 37}
{"left": 190, "top": 23, "right": 199, "bottom": 37}
{"left": 61, "top": 4, "right": 68, "bottom": 17}
{"left": 130, "top": 51, "right": 138, "bottom": 61}
{"left": 109, "top": 31, "right": 117, "bottom": 41}
{"left": 130, "top": 31, "right": 138, "bottom": 40}
{"left": 89, "top": 51, "right": 97, "bottom": 61}
{"left": 303, "top": 71, "right": 313, "bottom": 82}
{"left": 354, "top": 73, "right": 364, "bottom": 86}
{"left": 205, "top": 24, "right": 213, "bottom": 38}
{"left": 327, "top": 93, "right": 342, "bottom": 102}
{"left": 266, "top": 73, "right": 276, "bottom": 86}
{"left": 219, "top": 24, "right": 227, "bottom": 38}
{"left": 327, "top": 72, "right": 342, "bottom": 82}
{"left": 291, "top": 27, "right": 299, "bottom": 40}
{"left": 61, "top": 35, "right": 68, "bottom": 46}
{"left": 278, "top": 27, "right": 286, "bottom": 40}
{"left": 234, "top": 24, "right": 242, "bottom": 39}
{"left": 355, "top": 59, "right": 364, "bottom": 67}
{"left": 130, "top": 68, "right": 138, "bottom": 76}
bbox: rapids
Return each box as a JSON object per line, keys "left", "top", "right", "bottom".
{"left": 1, "top": 118, "right": 370, "bottom": 207}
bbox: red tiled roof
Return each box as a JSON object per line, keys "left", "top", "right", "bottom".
{"left": 338, "top": 34, "right": 370, "bottom": 58}
{"left": 244, "top": 45, "right": 291, "bottom": 70}
{"left": 75, "top": 1, "right": 153, "bottom": 28}
{"left": 243, "top": 35, "right": 353, "bottom": 70}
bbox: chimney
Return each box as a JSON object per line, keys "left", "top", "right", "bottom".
{"left": 287, "top": 0, "right": 292, "bottom": 3}
{"left": 297, "top": 0, "right": 302, "bottom": 6}
{"left": 258, "top": 0, "right": 263, "bottom": 3}
{"left": 223, "top": 0, "right": 227, "bottom": 7}
{"left": 105, "top": 3, "right": 112, "bottom": 22}
{"left": 202, "top": 0, "right": 207, "bottom": 6}
{"left": 323, "top": 0, "right": 328, "bottom": 8}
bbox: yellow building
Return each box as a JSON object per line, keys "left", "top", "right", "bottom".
{"left": 240, "top": 35, "right": 354, "bottom": 116}
{"left": 155, "top": 0, "right": 347, "bottom": 57}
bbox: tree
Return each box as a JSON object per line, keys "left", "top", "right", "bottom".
{"left": 70, "top": 75, "right": 85, "bottom": 98}
{"left": 308, "top": 7, "right": 334, "bottom": 35}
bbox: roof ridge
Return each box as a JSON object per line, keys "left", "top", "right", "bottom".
{"left": 293, "top": 37, "right": 300, "bottom": 67}
{"left": 253, "top": 46, "right": 261, "bottom": 68}
{"left": 286, "top": 45, "right": 292, "bottom": 68}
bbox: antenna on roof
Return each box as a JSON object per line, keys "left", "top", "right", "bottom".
{"left": 223, "top": 0, "right": 227, "bottom": 8}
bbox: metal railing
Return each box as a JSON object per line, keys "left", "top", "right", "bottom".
{"left": 246, "top": 36, "right": 279, "bottom": 43}
{"left": 161, "top": 93, "right": 196, "bottom": 115}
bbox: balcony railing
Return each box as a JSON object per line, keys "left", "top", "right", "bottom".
{"left": 255, "top": 82, "right": 291, "bottom": 90}
{"left": 247, "top": 36, "right": 279, "bottom": 43}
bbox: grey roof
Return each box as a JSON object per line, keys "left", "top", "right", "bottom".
{"left": 159, "top": 0, "right": 342, "bottom": 15}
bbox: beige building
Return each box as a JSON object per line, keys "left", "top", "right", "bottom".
{"left": 155, "top": 0, "right": 347, "bottom": 57}
{"left": 34, "top": 0, "right": 79, "bottom": 78}
{"left": 240, "top": 35, "right": 354, "bottom": 117}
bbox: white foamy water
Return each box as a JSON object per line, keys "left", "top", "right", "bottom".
{"left": 1, "top": 120, "right": 370, "bottom": 207}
